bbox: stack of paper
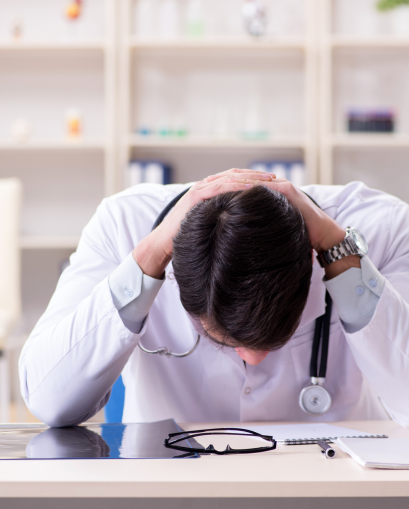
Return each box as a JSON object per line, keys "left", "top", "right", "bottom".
{"left": 336, "top": 437, "right": 409, "bottom": 469}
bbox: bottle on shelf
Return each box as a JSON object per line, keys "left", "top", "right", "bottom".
{"left": 391, "top": 6, "right": 409, "bottom": 37}
{"left": 158, "top": 0, "right": 181, "bottom": 39}
{"left": 11, "top": 17, "right": 24, "bottom": 42}
{"left": 173, "top": 117, "right": 188, "bottom": 138}
{"left": 242, "top": 0, "right": 267, "bottom": 37}
{"left": 135, "top": 0, "right": 156, "bottom": 38}
{"left": 157, "top": 119, "right": 173, "bottom": 137}
{"left": 66, "top": 109, "right": 82, "bottom": 139}
{"left": 212, "top": 106, "right": 230, "bottom": 139}
{"left": 185, "top": 0, "right": 205, "bottom": 37}
{"left": 65, "top": 0, "right": 82, "bottom": 21}
{"left": 136, "top": 126, "right": 155, "bottom": 137}
{"left": 64, "top": 0, "right": 83, "bottom": 40}
{"left": 241, "top": 95, "right": 269, "bottom": 140}
{"left": 11, "top": 119, "right": 32, "bottom": 144}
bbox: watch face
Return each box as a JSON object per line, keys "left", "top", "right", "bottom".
{"left": 351, "top": 228, "right": 368, "bottom": 255}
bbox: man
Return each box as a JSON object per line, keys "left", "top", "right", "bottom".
{"left": 20, "top": 169, "right": 409, "bottom": 427}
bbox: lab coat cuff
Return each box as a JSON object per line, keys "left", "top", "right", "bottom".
{"left": 108, "top": 252, "right": 143, "bottom": 310}
{"left": 119, "top": 271, "right": 165, "bottom": 323}
{"left": 342, "top": 279, "right": 399, "bottom": 338}
{"left": 323, "top": 256, "right": 385, "bottom": 331}
{"left": 102, "top": 276, "right": 149, "bottom": 343}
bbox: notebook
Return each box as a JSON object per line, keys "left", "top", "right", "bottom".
{"left": 336, "top": 437, "right": 409, "bottom": 469}
{"left": 249, "top": 423, "right": 388, "bottom": 445}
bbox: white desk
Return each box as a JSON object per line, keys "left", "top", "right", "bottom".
{"left": 0, "top": 421, "right": 408, "bottom": 508}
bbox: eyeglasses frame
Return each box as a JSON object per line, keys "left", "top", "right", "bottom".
{"left": 164, "top": 427, "right": 277, "bottom": 455}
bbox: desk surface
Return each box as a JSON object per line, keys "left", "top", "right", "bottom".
{"left": 0, "top": 420, "right": 408, "bottom": 499}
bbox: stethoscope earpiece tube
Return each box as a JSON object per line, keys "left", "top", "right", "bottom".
{"left": 138, "top": 186, "right": 198, "bottom": 359}
{"left": 151, "top": 186, "right": 191, "bottom": 231}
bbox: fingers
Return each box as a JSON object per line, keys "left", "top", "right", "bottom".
{"left": 201, "top": 172, "right": 275, "bottom": 190}
{"left": 195, "top": 174, "right": 273, "bottom": 194}
{"left": 205, "top": 168, "right": 273, "bottom": 183}
{"left": 188, "top": 171, "right": 284, "bottom": 208}
{"left": 192, "top": 180, "right": 254, "bottom": 203}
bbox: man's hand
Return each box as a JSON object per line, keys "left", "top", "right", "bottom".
{"left": 133, "top": 169, "right": 273, "bottom": 279}
{"left": 227, "top": 173, "right": 361, "bottom": 279}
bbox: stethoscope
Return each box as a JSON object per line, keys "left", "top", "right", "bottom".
{"left": 137, "top": 187, "right": 200, "bottom": 359}
{"left": 138, "top": 187, "right": 333, "bottom": 415}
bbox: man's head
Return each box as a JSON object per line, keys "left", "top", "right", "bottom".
{"left": 172, "top": 185, "right": 313, "bottom": 361}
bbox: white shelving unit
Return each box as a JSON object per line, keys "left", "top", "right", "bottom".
{"left": 319, "top": 0, "right": 409, "bottom": 200}
{"left": 0, "top": 0, "right": 117, "bottom": 250}
{"left": 0, "top": 0, "right": 117, "bottom": 333}
{"left": 118, "top": 0, "right": 319, "bottom": 189}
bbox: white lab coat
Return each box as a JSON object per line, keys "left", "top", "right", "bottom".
{"left": 20, "top": 182, "right": 409, "bottom": 427}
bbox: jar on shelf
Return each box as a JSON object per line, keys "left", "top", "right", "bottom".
{"left": 66, "top": 109, "right": 82, "bottom": 139}
{"left": 391, "top": 5, "right": 409, "bottom": 37}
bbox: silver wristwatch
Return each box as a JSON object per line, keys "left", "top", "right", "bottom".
{"left": 317, "top": 227, "right": 368, "bottom": 268}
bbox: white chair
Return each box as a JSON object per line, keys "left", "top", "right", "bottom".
{"left": 0, "top": 179, "right": 22, "bottom": 422}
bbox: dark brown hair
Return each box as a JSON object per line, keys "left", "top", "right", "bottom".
{"left": 172, "top": 186, "right": 312, "bottom": 351}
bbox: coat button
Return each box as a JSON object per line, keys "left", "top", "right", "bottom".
{"left": 369, "top": 278, "right": 377, "bottom": 288}
{"left": 356, "top": 286, "right": 364, "bottom": 295}
{"left": 244, "top": 387, "right": 252, "bottom": 395}
{"left": 125, "top": 287, "right": 134, "bottom": 298}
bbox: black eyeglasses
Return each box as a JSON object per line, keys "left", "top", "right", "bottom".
{"left": 164, "top": 427, "right": 277, "bottom": 456}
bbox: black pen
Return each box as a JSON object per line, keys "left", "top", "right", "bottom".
{"left": 317, "top": 439, "right": 336, "bottom": 458}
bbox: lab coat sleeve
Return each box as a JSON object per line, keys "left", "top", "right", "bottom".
{"left": 19, "top": 198, "right": 152, "bottom": 427}
{"left": 109, "top": 253, "right": 165, "bottom": 334}
{"left": 338, "top": 200, "right": 409, "bottom": 426}
{"left": 324, "top": 256, "right": 384, "bottom": 333}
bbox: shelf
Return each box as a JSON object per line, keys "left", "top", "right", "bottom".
{"left": 20, "top": 236, "right": 79, "bottom": 250}
{"left": 0, "top": 41, "right": 105, "bottom": 52}
{"left": 330, "top": 36, "right": 409, "bottom": 49}
{"left": 129, "top": 36, "right": 306, "bottom": 51}
{"left": 329, "top": 134, "right": 409, "bottom": 148}
{"left": 0, "top": 139, "right": 106, "bottom": 151}
{"left": 129, "top": 135, "right": 307, "bottom": 150}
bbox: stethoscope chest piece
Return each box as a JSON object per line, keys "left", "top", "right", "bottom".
{"left": 299, "top": 378, "right": 332, "bottom": 415}
{"left": 299, "top": 290, "right": 333, "bottom": 416}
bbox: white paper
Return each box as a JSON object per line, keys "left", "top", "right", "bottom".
{"left": 336, "top": 438, "right": 409, "bottom": 469}
{"left": 248, "top": 423, "right": 376, "bottom": 442}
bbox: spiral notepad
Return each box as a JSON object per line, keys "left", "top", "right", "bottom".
{"left": 283, "top": 434, "right": 387, "bottom": 445}
{"left": 249, "top": 423, "right": 388, "bottom": 445}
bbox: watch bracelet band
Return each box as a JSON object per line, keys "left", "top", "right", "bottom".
{"left": 317, "top": 236, "right": 357, "bottom": 268}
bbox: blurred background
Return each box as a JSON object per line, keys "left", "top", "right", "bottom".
{"left": 1, "top": 0, "right": 409, "bottom": 423}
